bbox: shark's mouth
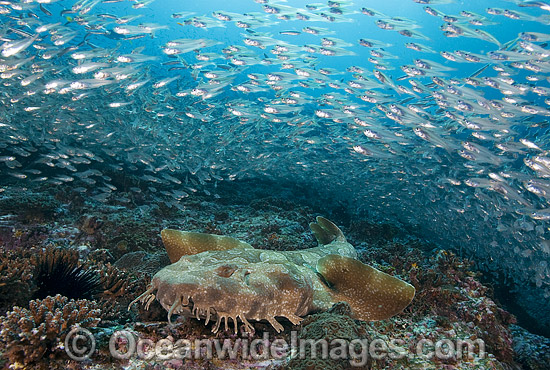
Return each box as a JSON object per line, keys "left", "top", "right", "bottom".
{"left": 129, "top": 283, "right": 300, "bottom": 333}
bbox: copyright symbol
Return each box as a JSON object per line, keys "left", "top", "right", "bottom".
{"left": 64, "top": 326, "right": 95, "bottom": 361}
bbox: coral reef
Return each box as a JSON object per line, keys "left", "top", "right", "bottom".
{"left": 99, "top": 263, "right": 135, "bottom": 300}
{"left": 113, "top": 250, "right": 171, "bottom": 276}
{"left": 76, "top": 207, "right": 163, "bottom": 260}
{"left": 96, "top": 262, "right": 155, "bottom": 324}
{"left": 0, "top": 246, "right": 151, "bottom": 327}
{"left": 347, "top": 219, "right": 404, "bottom": 246}
{"left": 407, "top": 250, "right": 517, "bottom": 363}
{"left": 0, "top": 187, "right": 541, "bottom": 370}
{"left": 0, "top": 223, "right": 50, "bottom": 250}
{"left": 0, "top": 294, "right": 100, "bottom": 369}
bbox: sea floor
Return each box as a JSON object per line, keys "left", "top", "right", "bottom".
{"left": 0, "top": 184, "right": 548, "bottom": 370}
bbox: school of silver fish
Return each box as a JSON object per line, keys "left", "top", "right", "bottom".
{"left": 0, "top": 0, "right": 549, "bottom": 298}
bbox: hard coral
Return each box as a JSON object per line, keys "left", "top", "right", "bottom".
{"left": 79, "top": 215, "right": 103, "bottom": 235}
{"left": 511, "top": 324, "right": 550, "bottom": 370}
{"left": 100, "top": 210, "right": 161, "bottom": 259}
{"left": 0, "top": 224, "right": 49, "bottom": 250}
{"left": 99, "top": 263, "right": 133, "bottom": 299}
{"left": 1, "top": 246, "right": 144, "bottom": 325}
{"left": 0, "top": 249, "right": 34, "bottom": 315}
{"left": 0, "top": 294, "right": 101, "bottom": 369}
{"left": 282, "top": 302, "right": 372, "bottom": 370}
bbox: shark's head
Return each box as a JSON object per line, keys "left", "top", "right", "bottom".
{"left": 139, "top": 248, "right": 313, "bottom": 333}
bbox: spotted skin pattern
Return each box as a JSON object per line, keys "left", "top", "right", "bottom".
{"left": 129, "top": 217, "right": 415, "bottom": 333}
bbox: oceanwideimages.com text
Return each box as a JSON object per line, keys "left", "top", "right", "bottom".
{"left": 85, "top": 330, "right": 486, "bottom": 366}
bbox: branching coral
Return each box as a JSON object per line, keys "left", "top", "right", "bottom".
{"left": 0, "top": 245, "right": 152, "bottom": 327}
{"left": 99, "top": 263, "right": 133, "bottom": 299}
{"left": 0, "top": 294, "right": 101, "bottom": 368}
{"left": 0, "top": 249, "right": 34, "bottom": 315}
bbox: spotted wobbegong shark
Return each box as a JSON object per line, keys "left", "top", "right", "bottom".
{"left": 129, "top": 216, "right": 415, "bottom": 333}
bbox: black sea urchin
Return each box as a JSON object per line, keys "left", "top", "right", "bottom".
{"left": 32, "top": 248, "right": 102, "bottom": 300}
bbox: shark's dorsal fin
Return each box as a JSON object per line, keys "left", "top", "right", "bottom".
{"left": 309, "top": 216, "right": 346, "bottom": 245}
{"left": 316, "top": 254, "right": 415, "bottom": 321}
{"left": 161, "top": 229, "right": 254, "bottom": 263}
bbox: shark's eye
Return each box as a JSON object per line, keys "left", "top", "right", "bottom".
{"left": 215, "top": 264, "right": 237, "bottom": 278}
{"left": 243, "top": 270, "right": 251, "bottom": 285}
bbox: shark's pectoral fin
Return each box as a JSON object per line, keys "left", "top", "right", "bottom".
{"left": 161, "top": 229, "right": 254, "bottom": 263}
{"left": 309, "top": 216, "right": 346, "bottom": 245}
{"left": 316, "top": 254, "right": 415, "bottom": 321}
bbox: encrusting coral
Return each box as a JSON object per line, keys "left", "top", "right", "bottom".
{"left": 130, "top": 216, "right": 415, "bottom": 334}
{"left": 0, "top": 294, "right": 101, "bottom": 369}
